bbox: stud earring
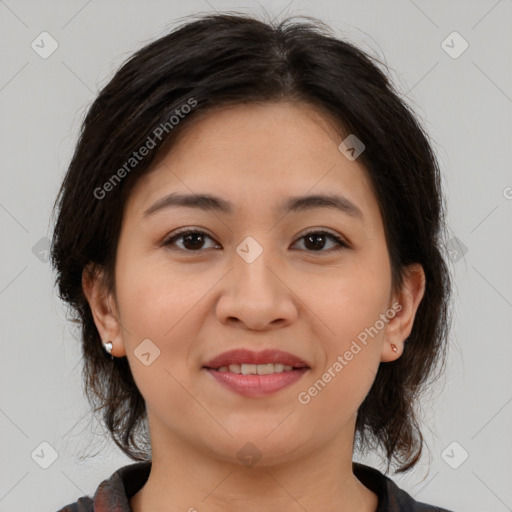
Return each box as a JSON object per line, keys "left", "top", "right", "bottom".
{"left": 391, "top": 343, "right": 398, "bottom": 353}
{"left": 103, "top": 341, "right": 113, "bottom": 355}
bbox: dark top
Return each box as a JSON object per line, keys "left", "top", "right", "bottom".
{"left": 56, "top": 461, "right": 453, "bottom": 512}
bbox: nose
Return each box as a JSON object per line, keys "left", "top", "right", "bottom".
{"left": 215, "top": 246, "right": 299, "bottom": 331}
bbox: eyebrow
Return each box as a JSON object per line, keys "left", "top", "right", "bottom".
{"left": 143, "top": 192, "right": 364, "bottom": 220}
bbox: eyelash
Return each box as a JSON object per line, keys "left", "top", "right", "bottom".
{"left": 162, "top": 228, "right": 349, "bottom": 254}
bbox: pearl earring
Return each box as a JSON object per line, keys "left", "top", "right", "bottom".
{"left": 103, "top": 341, "right": 113, "bottom": 355}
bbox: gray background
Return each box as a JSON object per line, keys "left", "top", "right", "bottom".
{"left": 1, "top": 1, "right": 511, "bottom": 511}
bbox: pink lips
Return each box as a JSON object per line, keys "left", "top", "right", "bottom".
{"left": 203, "top": 349, "right": 309, "bottom": 369}
{"left": 203, "top": 349, "right": 310, "bottom": 398}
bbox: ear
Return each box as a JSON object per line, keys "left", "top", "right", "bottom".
{"left": 81, "top": 264, "right": 127, "bottom": 357}
{"left": 381, "top": 263, "right": 426, "bottom": 362}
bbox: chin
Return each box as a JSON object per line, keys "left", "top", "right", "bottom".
{"left": 203, "top": 432, "right": 309, "bottom": 468}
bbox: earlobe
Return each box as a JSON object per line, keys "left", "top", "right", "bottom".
{"left": 381, "top": 263, "right": 426, "bottom": 362}
{"left": 81, "top": 264, "right": 127, "bottom": 357}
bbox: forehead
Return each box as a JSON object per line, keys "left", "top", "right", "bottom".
{"left": 124, "top": 101, "right": 380, "bottom": 230}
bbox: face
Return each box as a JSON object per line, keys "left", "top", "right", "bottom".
{"left": 86, "top": 101, "right": 424, "bottom": 467}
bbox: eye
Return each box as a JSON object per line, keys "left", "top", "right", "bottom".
{"left": 291, "top": 229, "right": 349, "bottom": 253}
{"left": 162, "top": 228, "right": 349, "bottom": 253}
{"left": 162, "top": 229, "right": 220, "bottom": 252}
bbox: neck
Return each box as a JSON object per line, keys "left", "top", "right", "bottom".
{"left": 130, "top": 418, "right": 378, "bottom": 512}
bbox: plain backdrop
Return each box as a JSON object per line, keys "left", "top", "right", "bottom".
{"left": 0, "top": 1, "right": 511, "bottom": 511}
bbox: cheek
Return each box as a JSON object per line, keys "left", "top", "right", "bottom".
{"left": 300, "top": 247, "right": 391, "bottom": 410}
{"left": 306, "top": 255, "right": 392, "bottom": 352}
{"left": 115, "top": 251, "right": 200, "bottom": 336}
{"left": 297, "top": 287, "right": 385, "bottom": 431}
{"left": 114, "top": 252, "right": 219, "bottom": 381}
{"left": 113, "top": 261, "right": 204, "bottom": 416}
{"left": 297, "top": 353, "right": 378, "bottom": 444}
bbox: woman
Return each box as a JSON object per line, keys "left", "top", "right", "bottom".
{"left": 52, "top": 12, "right": 453, "bottom": 512}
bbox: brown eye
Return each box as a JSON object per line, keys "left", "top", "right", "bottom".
{"left": 163, "top": 230, "right": 219, "bottom": 252}
{"left": 292, "top": 230, "right": 348, "bottom": 253}
{"left": 163, "top": 228, "right": 348, "bottom": 254}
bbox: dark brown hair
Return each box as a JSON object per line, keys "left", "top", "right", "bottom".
{"left": 51, "top": 12, "right": 451, "bottom": 473}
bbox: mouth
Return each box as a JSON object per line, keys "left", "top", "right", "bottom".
{"left": 211, "top": 362, "right": 304, "bottom": 374}
{"left": 203, "top": 348, "right": 310, "bottom": 370}
{"left": 202, "top": 349, "right": 310, "bottom": 397}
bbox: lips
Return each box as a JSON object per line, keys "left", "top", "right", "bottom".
{"left": 202, "top": 349, "right": 310, "bottom": 397}
{"left": 203, "top": 349, "right": 309, "bottom": 370}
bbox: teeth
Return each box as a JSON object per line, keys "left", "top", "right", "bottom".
{"left": 257, "top": 364, "right": 274, "bottom": 375}
{"left": 241, "top": 364, "right": 257, "bottom": 375}
{"left": 216, "top": 363, "right": 296, "bottom": 374}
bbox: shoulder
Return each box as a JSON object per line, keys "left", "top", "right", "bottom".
{"left": 55, "top": 496, "right": 93, "bottom": 512}
{"left": 353, "top": 462, "right": 454, "bottom": 512}
{"left": 54, "top": 461, "right": 151, "bottom": 512}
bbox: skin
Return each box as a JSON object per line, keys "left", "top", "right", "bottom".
{"left": 83, "top": 101, "right": 425, "bottom": 512}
